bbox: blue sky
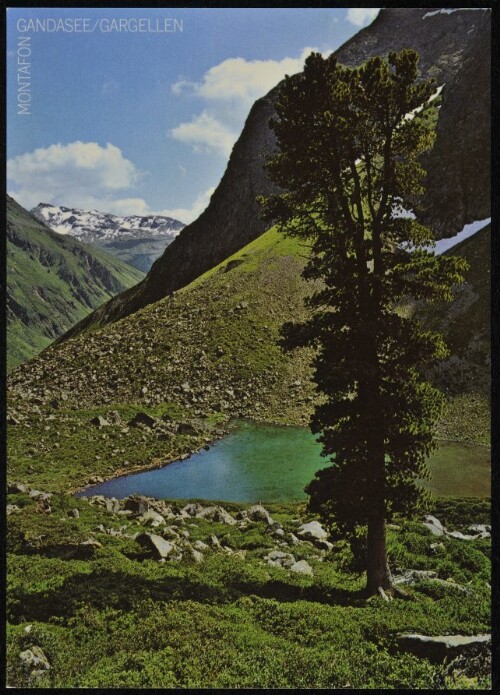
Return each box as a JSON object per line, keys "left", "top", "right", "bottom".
{"left": 7, "top": 7, "right": 379, "bottom": 223}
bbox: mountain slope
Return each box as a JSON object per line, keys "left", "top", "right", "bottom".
{"left": 32, "top": 203, "right": 185, "bottom": 272}
{"left": 6, "top": 195, "right": 144, "bottom": 370}
{"left": 58, "top": 7, "right": 491, "bottom": 340}
{"left": 8, "top": 222, "right": 490, "bottom": 444}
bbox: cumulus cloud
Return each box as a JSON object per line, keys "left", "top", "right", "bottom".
{"left": 170, "top": 111, "right": 237, "bottom": 158}
{"left": 172, "top": 47, "right": 319, "bottom": 104}
{"left": 158, "top": 186, "right": 215, "bottom": 225}
{"left": 346, "top": 8, "right": 380, "bottom": 27}
{"left": 7, "top": 141, "right": 142, "bottom": 210}
{"left": 170, "top": 47, "right": 325, "bottom": 157}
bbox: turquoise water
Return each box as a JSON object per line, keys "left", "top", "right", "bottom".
{"left": 77, "top": 420, "right": 490, "bottom": 502}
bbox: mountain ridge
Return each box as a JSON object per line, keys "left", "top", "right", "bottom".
{"left": 58, "top": 7, "right": 491, "bottom": 341}
{"left": 31, "top": 203, "right": 185, "bottom": 272}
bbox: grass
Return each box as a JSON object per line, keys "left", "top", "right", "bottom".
{"left": 7, "top": 195, "right": 144, "bottom": 371}
{"left": 6, "top": 492, "right": 491, "bottom": 689}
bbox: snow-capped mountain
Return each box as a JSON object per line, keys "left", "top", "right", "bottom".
{"left": 31, "top": 203, "right": 185, "bottom": 272}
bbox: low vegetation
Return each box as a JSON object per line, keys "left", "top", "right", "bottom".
{"left": 6, "top": 492, "right": 491, "bottom": 689}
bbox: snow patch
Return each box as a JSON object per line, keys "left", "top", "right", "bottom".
{"left": 423, "top": 8, "right": 489, "bottom": 18}
{"left": 404, "top": 85, "right": 445, "bottom": 121}
{"left": 432, "top": 218, "right": 491, "bottom": 255}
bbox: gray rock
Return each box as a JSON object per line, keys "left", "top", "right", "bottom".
{"left": 138, "top": 510, "right": 166, "bottom": 527}
{"left": 128, "top": 412, "right": 156, "bottom": 428}
{"left": 29, "top": 490, "right": 53, "bottom": 502}
{"left": 190, "top": 548, "right": 204, "bottom": 564}
{"left": 290, "top": 559, "right": 314, "bottom": 576}
{"left": 123, "top": 495, "right": 150, "bottom": 515}
{"left": 137, "top": 533, "right": 175, "bottom": 559}
{"left": 193, "top": 540, "right": 210, "bottom": 552}
{"left": 246, "top": 504, "right": 274, "bottom": 525}
{"left": 393, "top": 569, "right": 438, "bottom": 585}
{"left": 297, "top": 520, "right": 328, "bottom": 542}
{"left": 265, "top": 550, "right": 296, "bottom": 569}
{"left": 105, "top": 498, "right": 121, "bottom": 513}
{"left": 181, "top": 502, "right": 204, "bottom": 517}
{"left": 422, "top": 515, "right": 446, "bottom": 536}
{"left": 68, "top": 508, "right": 80, "bottom": 519}
{"left": 7, "top": 504, "right": 21, "bottom": 515}
{"left": 177, "top": 422, "right": 199, "bottom": 436}
{"left": 8, "top": 482, "right": 30, "bottom": 494}
{"left": 91, "top": 415, "right": 110, "bottom": 427}
{"left": 195, "top": 505, "right": 237, "bottom": 525}
{"left": 19, "top": 646, "right": 50, "bottom": 674}
{"left": 397, "top": 633, "right": 491, "bottom": 663}
{"left": 446, "top": 530, "right": 483, "bottom": 541}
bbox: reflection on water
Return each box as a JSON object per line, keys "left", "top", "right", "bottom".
{"left": 77, "top": 420, "right": 490, "bottom": 502}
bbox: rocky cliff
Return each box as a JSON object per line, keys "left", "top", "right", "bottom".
{"left": 60, "top": 7, "right": 491, "bottom": 339}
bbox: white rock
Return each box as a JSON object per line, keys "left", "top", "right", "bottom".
{"left": 297, "top": 520, "right": 328, "bottom": 541}
{"left": 290, "top": 560, "right": 314, "bottom": 576}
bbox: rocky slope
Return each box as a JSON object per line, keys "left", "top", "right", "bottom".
{"left": 32, "top": 203, "right": 185, "bottom": 272}
{"left": 8, "top": 222, "right": 491, "bottom": 450}
{"left": 59, "top": 7, "right": 491, "bottom": 338}
{"left": 6, "top": 195, "right": 144, "bottom": 370}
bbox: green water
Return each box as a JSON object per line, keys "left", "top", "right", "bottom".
{"left": 78, "top": 420, "right": 490, "bottom": 502}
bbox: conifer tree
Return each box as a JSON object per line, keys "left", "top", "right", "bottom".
{"left": 260, "top": 49, "right": 467, "bottom": 595}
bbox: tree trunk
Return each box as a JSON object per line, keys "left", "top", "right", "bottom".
{"left": 366, "top": 506, "right": 392, "bottom": 595}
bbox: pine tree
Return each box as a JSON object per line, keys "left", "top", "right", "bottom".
{"left": 260, "top": 49, "right": 467, "bottom": 595}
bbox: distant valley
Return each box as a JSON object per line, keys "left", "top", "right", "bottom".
{"left": 31, "top": 203, "right": 185, "bottom": 272}
{"left": 6, "top": 195, "right": 144, "bottom": 370}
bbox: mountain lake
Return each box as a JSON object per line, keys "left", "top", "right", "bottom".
{"left": 77, "top": 419, "right": 491, "bottom": 502}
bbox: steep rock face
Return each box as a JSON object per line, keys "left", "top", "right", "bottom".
{"left": 60, "top": 7, "right": 491, "bottom": 339}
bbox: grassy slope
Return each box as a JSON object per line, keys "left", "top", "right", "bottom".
{"left": 7, "top": 195, "right": 144, "bottom": 371}
{"left": 6, "top": 492, "right": 491, "bottom": 689}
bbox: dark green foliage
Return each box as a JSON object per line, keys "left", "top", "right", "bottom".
{"left": 260, "top": 50, "right": 468, "bottom": 590}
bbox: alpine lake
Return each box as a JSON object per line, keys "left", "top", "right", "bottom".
{"left": 77, "top": 420, "right": 491, "bottom": 503}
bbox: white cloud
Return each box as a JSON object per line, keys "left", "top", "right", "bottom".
{"left": 170, "top": 47, "right": 326, "bottom": 158}
{"left": 170, "top": 111, "right": 237, "bottom": 157}
{"left": 172, "top": 47, "right": 319, "bottom": 104}
{"left": 158, "top": 186, "right": 215, "bottom": 225}
{"left": 346, "top": 8, "right": 380, "bottom": 27}
{"left": 7, "top": 141, "right": 143, "bottom": 211}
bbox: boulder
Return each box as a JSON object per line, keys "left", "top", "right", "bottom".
{"left": 446, "top": 530, "right": 483, "bottom": 541}
{"left": 123, "top": 495, "right": 150, "bottom": 515}
{"left": 397, "top": 633, "right": 491, "bottom": 663}
{"left": 265, "top": 550, "right": 296, "bottom": 569}
{"left": 90, "top": 415, "right": 109, "bottom": 427}
{"left": 190, "top": 548, "right": 204, "bottom": 564}
{"left": 422, "top": 515, "right": 446, "bottom": 536}
{"left": 19, "top": 646, "right": 50, "bottom": 674}
{"left": 297, "top": 520, "right": 328, "bottom": 542}
{"left": 136, "top": 533, "right": 175, "bottom": 559}
{"left": 181, "top": 502, "right": 205, "bottom": 517}
{"left": 177, "top": 422, "right": 199, "bottom": 436}
{"left": 46, "top": 538, "right": 102, "bottom": 560}
{"left": 245, "top": 505, "right": 274, "bottom": 525}
{"left": 68, "top": 508, "right": 80, "bottom": 519}
{"left": 7, "top": 505, "right": 21, "bottom": 516}
{"left": 128, "top": 412, "right": 156, "bottom": 429}
{"left": 8, "top": 482, "right": 30, "bottom": 494}
{"left": 195, "top": 505, "right": 237, "bottom": 525}
{"left": 193, "top": 540, "right": 210, "bottom": 552}
{"left": 138, "top": 510, "right": 166, "bottom": 528}
{"left": 290, "top": 560, "right": 314, "bottom": 576}
{"left": 28, "top": 490, "right": 52, "bottom": 502}
{"left": 105, "top": 498, "right": 121, "bottom": 514}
